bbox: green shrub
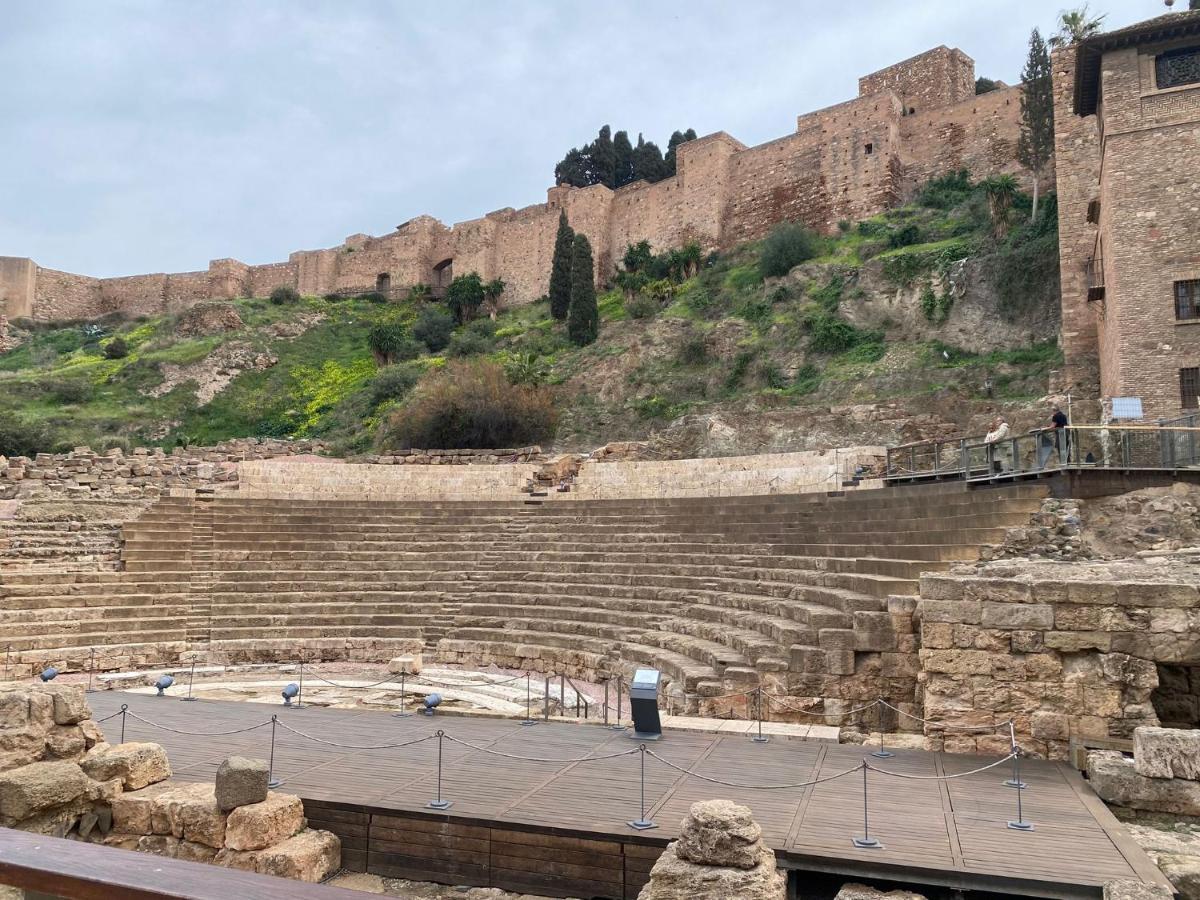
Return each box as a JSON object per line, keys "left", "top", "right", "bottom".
{"left": 269, "top": 286, "right": 301, "bottom": 305}
{"left": 888, "top": 223, "right": 923, "bottom": 249}
{"left": 675, "top": 332, "right": 710, "bottom": 366}
{"left": 757, "top": 361, "right": 787, "bottom": 389}
{"left": 446, "top": 328, "right": 495, "bottom": 357}
{"left": 760, "top": 223, "right": 820, "bottom": 278}
{"left": 368, "top": 364, "right": 421, "bottom": 406}
{"left": 46, "top": 378, "right": 94, "bottom": 404}
{"left": 737, "top": 298, "right": 773, "bottom": 330}
{"left": 627, "top": 294, "right": 659, "bottom": 319}
{"left": 803, "top": 311, "right": 882, "bottom": 355}
{"left": 375, "top": 359, "right": 557, "bottom": 450}
{"left": 412, "top": 306, "right": 456, "bottom": 352}
{"left": 920, "top": 281, "right": 954, "bottom": 324}
{"left": 917, "top": 170, "right": 973, "bottom": 210}
{"left": 724, "top": 349, "right": 756, "bottom": 392}
{"left": 103, "top": 336, "right": 129, "bottom": 359}
{"left": 792, "top": 363, "right": 822, "bottom": 395}
{"left": 0, "top": 412, "right": 59, "bottom": 457}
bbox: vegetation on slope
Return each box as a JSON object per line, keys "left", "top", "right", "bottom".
{"left": 0, "top": 173, "right": 1062, "bottom": 457}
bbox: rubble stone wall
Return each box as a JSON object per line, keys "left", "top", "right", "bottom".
{"left": 917, "top": 562, "right": 1200, "bottom": 759}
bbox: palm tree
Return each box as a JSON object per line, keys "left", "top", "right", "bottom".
{"left": 482, "top": 278, "right": 506, "bottom": 320}
{"left": 982, "top": 175, "right": 1019, "bottom": 239}
{"left": 1048, "top": 5, "right": 1106, "bottom": 49}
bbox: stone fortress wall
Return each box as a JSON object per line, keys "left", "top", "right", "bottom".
{"left": 0, "top": 47, "right": 1026, "bottom": 323}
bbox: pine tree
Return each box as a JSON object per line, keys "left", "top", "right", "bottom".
{"left": 548, "top": 211, "right": 574, "bottom": 320}
{"left": 664, "top": 128, "right": 697, "bottom": 176}
{"left": 567, "top": 234, "right": 598, "bottom": 346}
{"left": 632, "top": 134, "right": 666, "bottom": 183}
{"left": 591, "top": 125, "right": 616, "bottom": 189}
{"left": 613, "top": 130, "right": 635, "bottom": 188}
{"left": 554, "top": 148, "right": 590, "bottom": 188}
{"left": 1017, "top": 28, "right": 1054, "bottom": 221}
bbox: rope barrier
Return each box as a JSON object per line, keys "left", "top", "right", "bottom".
{"left": 647, "top": 751, "right": 866, "bottom": 790}
{"left": 864, "top": 752, "right": 1018, "bottom": 780}
{"left": 274, "top": 719, "right": 438, "bottom": 751}
{"left": 443, "top": 734, "right": 641, "bottom": 764}
{"left": 122, "top": 709, "right": 270, "bottom": 737}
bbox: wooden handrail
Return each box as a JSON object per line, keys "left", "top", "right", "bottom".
{"left": 0, "top": 826, "right": 365, "bottom": 900}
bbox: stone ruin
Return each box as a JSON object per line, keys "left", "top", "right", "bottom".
{"left": 0, "top": 681, "right": 339, "bottom": 883}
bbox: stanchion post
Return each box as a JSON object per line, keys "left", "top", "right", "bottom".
{"left": 3, "top": 645, "right": 10, "bottom": 681}
{"left": 119, "top": 704, "right": 128, "bottom": 744}
{"left": 393, "top": 670, "right": 412, "bottom": 719}
{"left": 521, "top": 671, "right": 536, "bottom": 726}
{"left": 1007, "top": 747, "right": 1034, "bottom": 832}
{"left": 543, "top": 676, "right": 550, "bottom": 721}
{"left": 85, "top": 647, "right": 97, "bottom": 694}
{"left": 627, "top": 745, "right": 657, "bottom": 830}
{"left": 1004, "top": 723, "right": 1026, "bottom": 789}
{"left": 871, "top": 700, "right": 894, "bottom": 759}
{"left": 611, "top": 676, "right": 625, "bottom": 731}
{"left": 293, "top": 656, "right": 306, "bottom": 709}
{"left": 427, "top": 730, "right": 452, "bottom": 810}
{"left": 181, "top": 658, "right": 198, "bottom": 702}
{"left": 267, "top": 715, "right": 281, "bottom": 788}
{"left": 752, "top": 687, "right": 769, "bottom": 744}
{"left": 852, "top": 763, "right": 883, "bottom": 848}
{"left": 603, "top": 679, "right": 610, "bottom": 726}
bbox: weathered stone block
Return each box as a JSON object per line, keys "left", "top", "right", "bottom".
{"left": 386, "top": 654, "right": 422, "bottom": 675}
{"left": 225, "top": 792, "right": 304, "bottom": 851}
{"left": 50, "top": 686, "right": 89, "bottom": 726}
{"left": 980, "top": 602, "right": 1053, "bottom": 630}
{"left": 834, "top": 884, "right": 928, "bottom": 900}
{"left": 675, "top": 799, "right": 762, "bottom": 869}
{"left": 111, "top": 781, "right": 176, "bottom": 834}
{"left": 1103, "top": 879, "right": 1173, "bottom": 900}
{"left": 0, "top": 759, "right": 91, "bottom": 826}
{"left": 81, "top": 742, "right": 170, "bottom": 791}
{"left": 1134, "top": 727, "right": 1200, "bottom": 781}
{"left": 1031, "top": 711, "right": 1070, "bottom": 741}
{"left": 1087, "top": 751, "right": 1200, "bottom": 816}
{"left": 1043, "top": 631, "right": 1111, "bottom": 652}
{"left": 215, "top": 756, "right": 269, "bottom": 812}
{"left": 920, "top": 600, "right": 981, "bottom": 625}
{"left": 919, "top": 576, "right": 963, "bottom": 600}
{"left": 254, "top": 829, "right": 340, "bottom": 883}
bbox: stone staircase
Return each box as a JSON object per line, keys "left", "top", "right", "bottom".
{"left": 0, "top": 479, "right": 1047, "bottom": 714}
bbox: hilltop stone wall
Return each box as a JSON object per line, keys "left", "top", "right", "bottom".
{"left": 1, "top": 46, "right": 1028, "bottom": 324}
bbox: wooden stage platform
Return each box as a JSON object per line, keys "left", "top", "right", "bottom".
{"left": 89, "top": 693, "right": 1169, "bottom": 899}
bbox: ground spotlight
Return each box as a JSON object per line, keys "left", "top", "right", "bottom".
{"left": 154, "top": 675, "right": 174, "bottom": 696}
{"left": 39, "top": 667, "right": 58, "bottom": 683}
{"left": 281, "top": 683, "right": 300, "bottom": 707}
{"left": 423, "top": 693, "right": 442, "bottom": 716}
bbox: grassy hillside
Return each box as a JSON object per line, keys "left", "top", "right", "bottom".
{"left": 0, "top": 173, "right": 1062, "bottom": 457}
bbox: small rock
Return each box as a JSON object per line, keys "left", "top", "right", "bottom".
{"left": 215, "top": 756, "right": 269, "bottom": 812}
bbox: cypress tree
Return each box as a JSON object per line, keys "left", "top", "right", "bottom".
{"left": 548, "top": 211, "right": 574, "bottom": 320}
{"left": 1017, "top": 28, "right": 1054, "bottom": 221}
{"left": 591, "top": 125, "right": 616, "bottom": 189}
{"left": 613, "top": 130, "right": 635, "bottom": 188}
{"left": 632, "top": 134, "right": 666, "bottom": 183}
{"left": 567, "top": 234, "right": 598, "bottom": 346}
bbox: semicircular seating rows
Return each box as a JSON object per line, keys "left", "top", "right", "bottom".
{"left": 0, "top": 476, "right": 1047, "bottom": 715}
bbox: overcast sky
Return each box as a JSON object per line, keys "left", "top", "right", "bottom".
{"left": 0, "top": 1, "right": 1151, "bottom": 278}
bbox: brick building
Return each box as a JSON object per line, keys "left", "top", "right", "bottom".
{"left": 0, "top": 47, "right": 1026, "bottom": 324}
{"left": 1055, "top": 10, "right": 1200, "bottom": 420}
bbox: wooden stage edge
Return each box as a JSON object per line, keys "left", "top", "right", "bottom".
{"left": 87, "top": 693, "right": 1170, "bottom": 900}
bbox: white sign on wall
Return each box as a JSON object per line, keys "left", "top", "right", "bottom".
{"left": 1111, "top": 397, "right": 1144, "bottom": 420}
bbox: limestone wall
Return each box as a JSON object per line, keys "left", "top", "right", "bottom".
{"left": 916, "top": 560, "right": 1200, "bottom": 759}
{"left": 237, "top": 459, "right": 541, "bottom": 500}
{"left": 6, "top": 42, "right": 1028, "bottom": 322}
{"left": 567, "top": 447, "right": 885, "bottom": 500}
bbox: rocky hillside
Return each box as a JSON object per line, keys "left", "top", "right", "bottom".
{"left": 0, "top": 173, "right": 1064, "bottom": 458}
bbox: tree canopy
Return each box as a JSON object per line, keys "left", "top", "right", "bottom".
{"left": 554, "top": 125, "right": 697, "bottom": 189}
{"left": 1017, "top": 28, "right": 1054, "bottom": 220}
{"left": 567, "top": 234, "right": 599, "bottom": 346}
{"left": 548, "top": 211, "right": 575, "bottom": 321}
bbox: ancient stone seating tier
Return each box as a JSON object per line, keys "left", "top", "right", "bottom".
{"left": 0, "top": 479, "right": 1048, "bottom": 718}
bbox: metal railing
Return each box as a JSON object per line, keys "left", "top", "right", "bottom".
{"left": 886, "top": 425, "right": 1200, "bottom": 481}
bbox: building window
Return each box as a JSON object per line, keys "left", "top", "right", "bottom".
{"left": 864, "top": 143, "right": 873, "bottom": 155}
{"left": 1177, "top": 280, "right": 1200, "bottom": 321}
{"left": 1156, "top": 46, "right": 1200, "bottom": 90}
{"left": 1183, "top": 368, "right": 1200, "bottom": 410}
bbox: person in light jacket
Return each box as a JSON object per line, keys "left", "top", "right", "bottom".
{"left": 984, "top": 416, "right": 1011, "bottom": 472}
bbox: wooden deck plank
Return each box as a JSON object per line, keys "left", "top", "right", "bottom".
{"left": 87, "top": 693, "right": 1167, "bottom": 897}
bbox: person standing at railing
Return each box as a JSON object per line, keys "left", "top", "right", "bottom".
{"left": 1051, "top": 405, "right": 1070, "bottom": 464}
{"left": 984, "top": 416, "right": 1011, "bottom": 472}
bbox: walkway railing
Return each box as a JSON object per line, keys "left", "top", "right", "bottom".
{"left": 885, "top": 425, "right": 1200, "bottom": 481}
